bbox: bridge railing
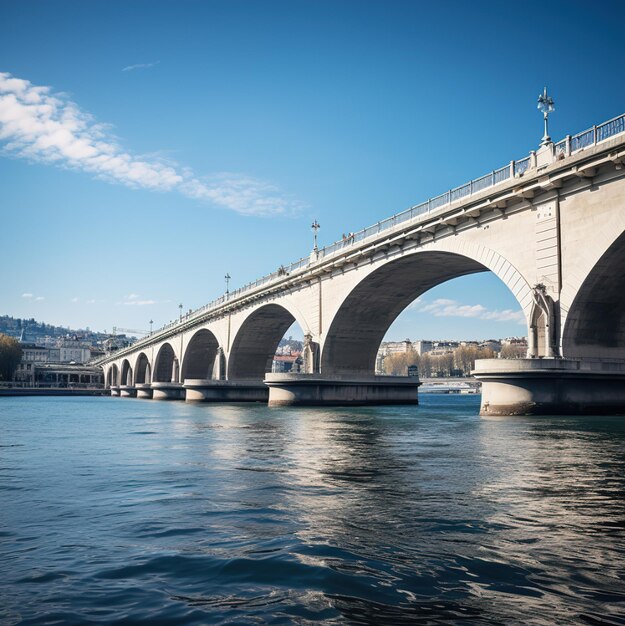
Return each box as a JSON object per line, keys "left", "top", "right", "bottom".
{"left": 104, "top": 112, "right": 625, "bottom": 356}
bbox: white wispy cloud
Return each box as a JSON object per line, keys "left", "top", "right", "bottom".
{"left": 22, "top": 292, "right": 44, "bottom": 301}
{"left": 122, "top": 61, "right": 160, "bottom": 72}
{"left": 416, "top": 298, "right": 525, "bottom": 324}
{"left": 123, "top": 300, "right": 157, "bottom": 306}
{"left": 117, "top": 294, "right": 157, "bottom": 306}
{"left": 0, "top": 72, "right": 302, "bottom": 217}
{"left": 71, "top": 297, "right": 79, "bottom": 303}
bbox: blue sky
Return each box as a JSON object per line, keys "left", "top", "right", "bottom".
{"left": 1, "top": 0, "right": 624, "bottom": 341}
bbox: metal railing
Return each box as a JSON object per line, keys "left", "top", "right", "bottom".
{"left": 100, "top": 112, "right": 625, "bottom": 360}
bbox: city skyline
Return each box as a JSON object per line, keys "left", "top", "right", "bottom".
{"left": 1, "top": 0, "right": 624, "bottom": 340}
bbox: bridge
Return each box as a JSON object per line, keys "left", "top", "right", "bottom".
{"left": 97, "top": 112, "right": 625, "bottom": 415}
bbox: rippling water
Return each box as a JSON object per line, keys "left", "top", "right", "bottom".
{"left": 2, "top": 395, "right": 625, "bottom": 625}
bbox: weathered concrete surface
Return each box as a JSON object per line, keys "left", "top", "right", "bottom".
{"left": 135, "top": 383, "right": 153, "bottom": 399}
{"left": 184, "top": 379, "right": 268, "bottom": 402}
{"left": 151, "top": 382, "right": 184, "bottom": 400}
{"left": 474, "top": 358, "right": 625, "bottom": 415}
{"left": 119, "top": 385, "right": 137, "bottom": 398}
{"left": 265, "top": 373, "right": 420, "bottom": 407}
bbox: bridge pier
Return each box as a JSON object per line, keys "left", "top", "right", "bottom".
{"left": 119, "top": 385, "right": 137, "bottom": 398}
{"left": 110, "top": 386, "right": 120, "bottom": 397}
{"left": 135, "top": 383, "right": 153, "bottom": 399}
{"left": 265, "top": 373, "right": 421, "bottom": 407}
{"left": 151, "top": 382, "right": 184, "bottom": 400}
{"left": 184, "top": 379, "right": 269, "bottom": 402}
{"left": 473, "top": 358, "right": 625, "bottom": 416}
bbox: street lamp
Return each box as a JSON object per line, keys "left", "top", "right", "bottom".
{"left": 149, "top": 319, "right": 153, "bottom": 335}
{"left": 537, "top": 86, "right": 555, "bottom": 147}
{"left": 225, "top": 273, "right": 231, "bottom": 295}
{"left": 178, "top": 303, "right": 183, "bottom": 321}
{"left": 311, "top": 219, "right": 320, "bottom": 251}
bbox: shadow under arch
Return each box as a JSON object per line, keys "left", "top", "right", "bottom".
{"left": 154, "top": 343, "right": 178, "bottom": 382}
{"left": 108, "top": 363, "right": 119, "bottom": 386}
{"left": 321, "top": 250, "right": 525, "bottom": 376}
{"left": 120, "top": 359, "right": 132, "bottom": 386}
{"left": 134, "top": 352, "right": 151, "bottom": 384}
{"left": 562, "top": 231, "right": 625, "bottom": 359}
{"left": 228, "top": 304, "right": 297, "bottom": 380}
{"left": 182, "top": 329, "right": 220, "bottom": 380}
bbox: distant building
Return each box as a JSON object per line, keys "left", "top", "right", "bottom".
{"left": 413, "top": 340, "right": 433, "bottom": 355}
{"left": 272, "top": 353, "right": 303, "bottom": 373}
{"left": 34, "top": 363, "right": 103, "bottom": 387}
{"left": 479, "top": 339, "right": 502, "bottom": 352}
{"left": 502, "top": 336, "right": 528, "bottom": 347}
{"left": 14, "top": 343, "right": 50, "bottom": 383}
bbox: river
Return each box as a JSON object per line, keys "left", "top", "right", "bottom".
{"left": 1, "top": 395, "right": 624, "bottom": 624}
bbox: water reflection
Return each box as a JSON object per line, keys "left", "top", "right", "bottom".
{"left": 1, "top": 396, "right": 625, "bottom": 625}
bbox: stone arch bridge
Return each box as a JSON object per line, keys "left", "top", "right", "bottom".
{"left": 98, "top": 113, "right": 625, "bottom": 414}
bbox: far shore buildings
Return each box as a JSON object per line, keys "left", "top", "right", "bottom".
{"left": 376, "top": 336, "right": 528, "bottom": 374}
{"left": 13, "top": 337, "right": 107, "bottom": 386}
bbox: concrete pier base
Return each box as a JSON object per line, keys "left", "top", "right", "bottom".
{"left": 473, "top": 358, "right": 625, "bottom": 416}
{"left": 265, "top": 373, "right": 421, "bottom": 407}
{"left": 151, "top": 382, "right": 184, "bottom": 400}
{"left": 184, "top": 379, "right": 269, "bottom": 402}
{"left": 110, "top": 386, "right": 120, "bottom": 397}
{"left": 135, "top": 383, "right": 153, "bottom": 399}
{"left": 119, "top": 385, "right": 137, "bottom": 398}
{"left": 184, "top": 378, "right": 269, "bottom": 402}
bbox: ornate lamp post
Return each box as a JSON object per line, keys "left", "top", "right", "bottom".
{"left": 537, "top": 87, "right": 555, "bottom": 147}
{"left": 225, "top": 273, "right": 231, "bottom": 296}
{"left": 149, "top": 319, "right": 153, "bottom": 335}
{"left": 178, "top": 303, "right": 183, "bottom": 322}
{"left": 311, "top": 220, "right": 320, "bottom": 252}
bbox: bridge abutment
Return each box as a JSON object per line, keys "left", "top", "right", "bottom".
{"left": 473, "top": 358, "right": 625, "bottom": 415}
{"left": 265, "top": 373, "right": 421, "bottom": 407}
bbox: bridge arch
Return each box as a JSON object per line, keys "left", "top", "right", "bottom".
{"left": 181, "top": 329, "right": 221, "bottom": 381}
{"left": 228, "top": 303, "right": 303, "bottom": 380}
{"left": 320, "top": 247, "right": 530, "bottom": 376}
{"left": 134, "top": 352, "right": 151, "bottom": 384}
{"left": 562, "top": 230, "right": 625, "bottom": 359}
{"left": 108, "top": 363, "right": 119, "bottom": 387}
{"left": 154, "top": 343, "right": 179, "bottom": 383}
{"left": 120, "top": 359, "right": 133, "bottom": 386}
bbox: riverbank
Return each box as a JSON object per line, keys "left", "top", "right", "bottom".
{"left": 0, "top": 387, "right": 108, "bottom": 397}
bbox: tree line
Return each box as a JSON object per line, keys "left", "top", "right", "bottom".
{"left": 0, "top": 334, "right": 23, "bottom": 381}
{"left": 381, "top": 343, "right": 526, "bottom": 378}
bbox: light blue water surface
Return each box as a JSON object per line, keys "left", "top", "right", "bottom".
{"left": 1, "top": 395, "right": 625, "bottom": 625}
